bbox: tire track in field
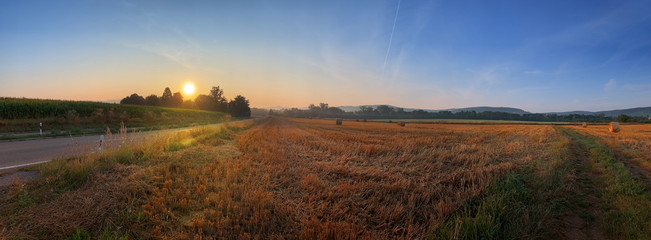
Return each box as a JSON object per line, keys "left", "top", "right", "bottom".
{"left": 561, "top": 131, "right": 609, "bottom": 240}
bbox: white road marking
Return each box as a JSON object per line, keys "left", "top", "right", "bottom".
{"left": 0, "top": 160, "right": 50, "bottom": 171}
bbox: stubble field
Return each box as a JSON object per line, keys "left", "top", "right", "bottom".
{"left": 1, "top": 118, "right": 651, "bottom": 239}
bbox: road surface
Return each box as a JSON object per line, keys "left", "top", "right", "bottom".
{"left": 0, "top": 121, "right": 248, "bottom": 172}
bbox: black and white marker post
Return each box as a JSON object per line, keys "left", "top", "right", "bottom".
{"left": 39, "top": 122, "right": 42, "bottom": 136}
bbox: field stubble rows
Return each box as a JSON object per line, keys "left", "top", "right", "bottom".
{"left": 229, "top": 118, "right": 559, "bottom": 238}
{"left": 7, "top": 117, "right": 650, "bottom": 239}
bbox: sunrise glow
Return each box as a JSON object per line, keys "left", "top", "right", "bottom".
{"left": 183, "top": 83, "right": 195, "bottom": 95}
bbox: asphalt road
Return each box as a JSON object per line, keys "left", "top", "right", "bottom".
{"left": 0, "top": 121, "right": 247, "bottom": 172}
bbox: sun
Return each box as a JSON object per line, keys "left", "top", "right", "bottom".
{"left": 183, "top": 83, "right": 195, "bottom": 95}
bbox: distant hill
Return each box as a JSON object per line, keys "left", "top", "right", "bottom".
{"left": 335, "top": 105, "right": 529, "bottom": 114}
{"left": 260, "top": 106, "right": 307, "bottom": 111}
{"left": 551, "top": 107, "right": 651, "bottom": 117}
{"left": 336, "top": 105, "right": 424, "bottom": 112}
{"left": 261, "top": 104, "right": 651, "bottom": 117}
{"left": 440, "top": 106, "right": 530, "bottom": 114}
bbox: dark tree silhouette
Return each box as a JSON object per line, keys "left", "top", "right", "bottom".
{"left": 210, "top": 86, "right": 228, "bottom": 112}
{"left": 194, "top": 94, "right": 214, "bottom": 111}
{"left": 210, "top": 86, "right": 226, "bottom": 103}
{"left": 120, "top": 93, "right": 145, "bottom": 105}
{"left": 161, "top": 87, "right": 173, "bottom": 107}
{"left": 228, "top": 95, "right": 251, "bottom": 117}
{"left": 172, "top": 92, "right": 184, "bottom": 107}
{"left": 117, "top": 86, "right": 252, "bottom": 115}
{"left": 144, "top": 94, "right": 160, "bottom": 106}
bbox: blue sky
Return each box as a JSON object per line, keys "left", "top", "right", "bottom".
{"left": 1, "top": 0, "right": 650, "bottom": 112}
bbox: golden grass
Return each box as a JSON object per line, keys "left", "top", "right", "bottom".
{"left": 223, "top": 118, "right": 558, "bottom": 239}
{"left": 1, "top": 118, "right": 562, "bottom": 239}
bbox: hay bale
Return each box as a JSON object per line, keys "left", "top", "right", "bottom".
{"left": 389, "top": 120, "right": 392, "bottom": 123}
{"left": 356, "top": 119, "right": 359, "bottom": 122}
{"left": 398, "top": 121, "right": 405, "bottom": 127}
{"left": 336, "top": 118, "right": 342, "bottom": 125}
{"left": 363, "top": 119, "right": 367, "bottom": 122}
{"left": 609, "top": 122, "right": 620, "bottom": 133}
{"left": 582, "top": 122, "right": 587, "bottom": 128}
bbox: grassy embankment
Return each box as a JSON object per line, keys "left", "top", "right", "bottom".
{"left": 0, "top": 119, "right": 254, "bottom": 239}
{"left": 0, "top": 97, "right": 229, "bottom": 140}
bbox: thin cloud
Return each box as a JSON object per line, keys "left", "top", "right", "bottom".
{"left": 121, "top": 41, "right": 199, "bottom": 69}
{"left": 382, "top": 0, "right": 401, "bottom": 73}
{"left": 604, "top": 78, "right": 617, "bottom": 91}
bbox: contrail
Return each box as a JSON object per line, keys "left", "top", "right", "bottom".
{"left": 382, "top": 0, "right": 401, "bottom": 73}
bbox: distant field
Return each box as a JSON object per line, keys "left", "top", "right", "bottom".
{"left": 1, "top": 118, "right": 650, "bottom": 239}
{"left": 359, "top": 118, "right": 572, "bottom": 124}
{"left": 0, "top": 98, "right": 228, "bottom": 139}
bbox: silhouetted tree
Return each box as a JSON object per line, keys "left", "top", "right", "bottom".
{"left": 228, "top": 95, "right": 251, "bottom": 117}
{"left": 120, "top": 93, "right": 145, "bottom": 105}
{"left": 172, "top": 92, "right": 184, "bottom": 107}
{"left": 210, "top": 86, "right": 226, "bottom": 103}
{"left": 210, "top": 86, "right": 228, "bottom": 112}
{"left": 182, "top": 100, "right": 196, "bottom": 109}
{"left": 194, "top": 94, "right": 214, "bottom": 111}
{"left": 161, "top": 87, "right": 173, "bottom": 107}
{"left": 145, "top": 94, "right": 160, "bottom": 106}
{"left": 119, "top": 96, "right": 129, "bottom": 105}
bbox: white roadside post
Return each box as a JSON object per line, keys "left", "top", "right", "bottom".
{"left": 39, "top": 122, "right": 42, "bottom": 136}
{"left": 99, "top": 135, "right": 105, "bottom": 153}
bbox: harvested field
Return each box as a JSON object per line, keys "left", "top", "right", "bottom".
{"left": 8, "top": 118, "right": 651, "bottom": 239}
{"left": 227, "top": 118, "right": 559, "bottom": 238}
{"left": 567, "top": 124, "right": 651, "bottom": 176}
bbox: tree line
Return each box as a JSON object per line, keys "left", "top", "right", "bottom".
{"left": 120, "top": 86, "right": 250, "bottom": 117}
{"left": 270, "top": 103, "right": 651, "bottom": 123}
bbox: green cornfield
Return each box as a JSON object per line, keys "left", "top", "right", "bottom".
{"left": 0, "top": 98, "right": 227, "bottom": 134}
{"left": 0, "top": 97, "right": 217, "bottom": 119}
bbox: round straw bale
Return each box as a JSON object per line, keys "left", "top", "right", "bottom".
{"left": 609, "top": 122, "right": 620, "bottom": 133}
{"left": 398, "top": 121, "right": 405, "bottom": 127}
